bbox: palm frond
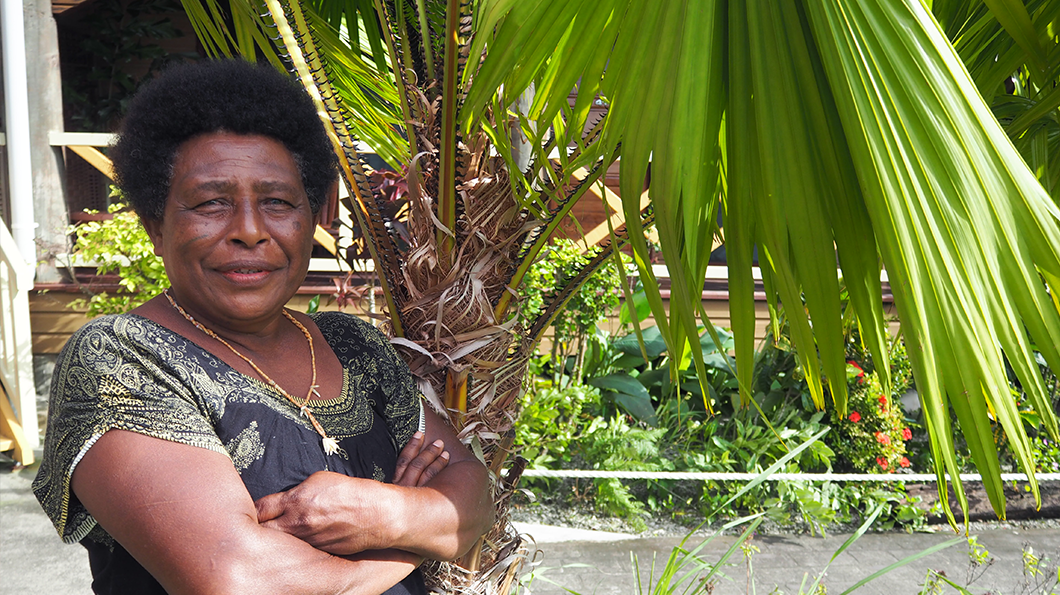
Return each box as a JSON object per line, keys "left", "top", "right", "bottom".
{"left": 181, "top": 0, "right": 408, "bottom": 161}
{"left": 435, "top": 0, "right": 471, "bottom": 265}
{"left": 526, "top": 206, "right": 654, "bottom": 348}
{"left": 265, "top": 0, "right": 409, "bottom": 334}
{"left": 494, "top": 150, "right": 618, "bottom": 321}
{"left": 807, "top": 0, "right": 1060, "bottom": 520}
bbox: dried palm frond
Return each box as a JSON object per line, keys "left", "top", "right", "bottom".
{"left": 423, "top": 457, "right": 531, "bottom": 594}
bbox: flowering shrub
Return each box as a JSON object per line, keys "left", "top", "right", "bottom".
{"left": 829, "top": 362, "right": 913, "bottom": 473}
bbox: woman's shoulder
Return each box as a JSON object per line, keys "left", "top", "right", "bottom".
{"left": 57, "top": 314, "right": 217, "bottom": 392}
{"left": 62, "top": 313, "right": 155, "bottom": 352}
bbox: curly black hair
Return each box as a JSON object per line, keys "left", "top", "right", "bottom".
{"left": 111, "top": 59, "right": 337, "bottom": 221}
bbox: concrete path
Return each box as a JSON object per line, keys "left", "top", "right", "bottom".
{"left": 515, "top": 523, "right": 1060, "bottom": 594}
{"left": 1, "top": 467, "right": 92, "bottom": 595}
{"left": 4, "top": 466, "right": 1059, "bottom": 594}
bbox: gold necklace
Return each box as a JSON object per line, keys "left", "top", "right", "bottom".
{"left": 163, "top": 289, "right": 344, "bottom": 457}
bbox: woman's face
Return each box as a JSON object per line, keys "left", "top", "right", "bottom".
{"left": 144, "top": 132, "right": 319, "bottom": 333}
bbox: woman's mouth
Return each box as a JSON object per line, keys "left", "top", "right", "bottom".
{"left": 219, "top": 265, "right": 275, "bottom": 283}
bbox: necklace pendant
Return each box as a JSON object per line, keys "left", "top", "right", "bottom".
{"left": 321, "top": 436, "right": 345, "bottom": 457}
{"left": 299, "top": 405, "right": 312, "bottom": 418}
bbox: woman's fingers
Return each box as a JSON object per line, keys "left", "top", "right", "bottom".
{"left": 418, "top": 450, "right": 449, "bottom": 487}
{"left": 255, "top": 491, "right": 285, "bottom": 523}
{"left": 393, "top": 435, "right": 449, "bottom": 487}
{"left": 392, "top": 431, "right": 425, "bottom": 484}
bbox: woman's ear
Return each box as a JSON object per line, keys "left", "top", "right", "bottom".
{"left": 141, "top": 218, "right": 164, "bottom": 257}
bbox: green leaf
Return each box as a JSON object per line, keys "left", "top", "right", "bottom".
{"left": 618, "top": 288, "right": 651, "bottom": 325}
{"left": 981, "top": 0, "right": 1049, "bottom": 76}
{"left": 698, "top": 326, "right": 733, "bottom": 354}
{"left": 613, "top": 325, "right": 668, "bottom": 359}
{"left": 588, "top": 374, "right": 658, "bottom": 424}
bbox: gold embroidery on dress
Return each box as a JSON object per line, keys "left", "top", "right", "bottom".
{"left": 226, "top": 421, "right": 266, "bottom": 472}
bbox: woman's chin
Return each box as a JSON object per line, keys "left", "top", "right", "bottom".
{"left": 175, "top": 289, "right": 295, "bottom": 328}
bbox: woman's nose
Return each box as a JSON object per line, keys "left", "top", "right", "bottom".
{"left": 228, "top": 200, "right": 269, "bottom": 246}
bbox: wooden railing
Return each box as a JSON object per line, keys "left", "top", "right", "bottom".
{"left": 0, "top": 218, "right": 38, "bottom": 464}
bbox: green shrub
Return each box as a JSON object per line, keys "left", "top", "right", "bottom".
{"left": 514, "top": 287, "right": 931, "bottom": 532}
{"left": 584, "top": 323, "right": 739, "bottom": 425}
{"left": 67, "top": 198, "right": 169, "bottom": 316}
{"left": 575, "top": 416, "right": 671, "bottom": 528}
{"left": 518, "top": 238, "right": 627, "bottom": 385}
{"left": 515, "top": 383, "right": 601, "bottom": 469}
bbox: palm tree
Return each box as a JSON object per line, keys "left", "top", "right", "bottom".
{"left": 181, "top": 0, "right": 1060, "bottom": 588}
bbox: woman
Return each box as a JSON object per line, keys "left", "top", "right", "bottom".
{"left": 32, "top": 59, "right": 493, "bottom": 594}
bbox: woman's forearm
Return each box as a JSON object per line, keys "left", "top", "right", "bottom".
{"left": 256, "top": 461, "right": 493, "bottom": 560}
{"left": 205, "top": 529, "right": 421, "bottom": 595}
{"left": 386, "top": 459, "right": 495, "bottom": 560}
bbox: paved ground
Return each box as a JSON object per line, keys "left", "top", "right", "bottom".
{"left": 4, "top": 465, "right": 1060, "bottom": 594}
{"left": 1, "top": 466, "right": 92, "bottom": 595}
{"left": 514, "top": 523, "right": 1060, "bottom": 594}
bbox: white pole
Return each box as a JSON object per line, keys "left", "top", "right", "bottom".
{"left": 2, "top": 0, "right": 38, "bottom": 266}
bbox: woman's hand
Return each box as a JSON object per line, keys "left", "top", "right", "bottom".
{"left": 256, "top": 471, "right": 399, "bottom": 555}
{"left": 255, "top": 432, "right": 450, "bottom": 555}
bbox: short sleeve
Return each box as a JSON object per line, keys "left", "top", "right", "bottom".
{"left": 311, "top": 312, "right": 423, "bottom": 449}
{"left": 31, "top": 315, "right": 226, "bottom": 543}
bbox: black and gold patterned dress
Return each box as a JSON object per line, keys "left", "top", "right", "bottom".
{"left": 32, "top": 311, "right": 427, "bottom": 595}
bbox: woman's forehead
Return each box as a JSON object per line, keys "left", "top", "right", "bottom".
{"left": 171, "top": 134, "right": 303, "bottom": 182}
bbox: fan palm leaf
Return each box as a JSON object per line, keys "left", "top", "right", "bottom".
{"left": 461, "top": 0, "right": 1060, "bottom": 526}
{"left": 182, "top": 0, "right": 1060, "bottom": 563}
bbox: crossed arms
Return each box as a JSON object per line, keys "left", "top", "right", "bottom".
{"left": 71, "top": 408, "right": 493, "bottom": 595}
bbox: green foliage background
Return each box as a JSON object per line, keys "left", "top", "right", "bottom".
{"left": 68, "top": 197, "right": 168, "bottom": 317}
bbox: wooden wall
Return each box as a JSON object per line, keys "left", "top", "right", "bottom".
{"left": 29, "top": 291, "right": 353, "bottom": 354}
{"left": 30, "top": 292, "right": 88, "bottom": 354}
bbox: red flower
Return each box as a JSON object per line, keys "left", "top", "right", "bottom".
{"left": 877, "top": 456, "right": 889, "bottom": 469}
{"left": 878, "top": 395, "right": 888, "bottom": 410}
{"left": 899, "top": 457, "right": 911, "bottom": 468}
{"left": 902, "top": 427, "right": 912, "bottom": 441}
{"left": 875, "top": 432, "right": 890, "bottom": 445}
{"left": 849, "top": 411, "right": 861, "bottom": 423}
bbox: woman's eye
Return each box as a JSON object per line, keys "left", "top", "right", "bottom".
{"left": 196, "top": 199, "right": 225, "bottom": 209}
